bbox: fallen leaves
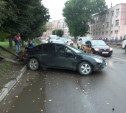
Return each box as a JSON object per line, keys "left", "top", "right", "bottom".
{"left": 40, "top": 88, "right": 42, "bottom": 91}
{"left": 49, "top": 99, "right": 52, "bottom": 102}
{"left": 40, "top": 109, "right": 44, "bottom": 112}
{"left": 15, "top": 96, "right": 19, "bottom": 98}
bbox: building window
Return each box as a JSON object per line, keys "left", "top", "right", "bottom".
{"left": 115, "top": 20, "right": 119, "bottom": 26}
{"left": 102, "top": 23, "right": 104, "bottom": 28}
{"left": 106, "top": 12, "right": 109, "bottom": 18}
{"left": 106, "top": 31, "right": 108, "bottom": 34}
{"left": 116, "top": 9, "right": 119, "bottom": 16}
{"left": 105, "top": 22, "right": 109, "bottom": 28}
{"left": 111, "top": 11, "right": 114, "bottom": 17}
{"left": 111, "top": 20, "right": 114, "bottom": 27}
{"left": 115, "top": 30, "right": 118, "bottom": 34}
{"left": 111, "top": 31, "right": 113, "bottom": 34}
{"left": 102, "top": 32, "right": 104, "bottom": 35}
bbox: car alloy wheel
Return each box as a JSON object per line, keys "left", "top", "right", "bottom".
{"left": 28, "top": 58, "right": 39, "bottom": 71}
{"left": 78, "top": 62, "right": 92, "bottom": 75}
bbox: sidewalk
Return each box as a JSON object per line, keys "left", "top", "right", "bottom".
{"left": 0, "top": 60, "right": 27, "bottom": 102}
{"left": 107, "top": 42, "right": 122, "bottom": 48}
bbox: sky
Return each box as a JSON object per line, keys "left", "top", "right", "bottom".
{"left": 42, "top": 0, "right": 126, "bottom": 21}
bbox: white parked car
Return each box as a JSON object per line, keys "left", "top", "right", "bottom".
{"left": 48, "top": 35, "right": 59, "bottom": 43}
{"left": 122, "top": 35, "right": 126, "bottom": 53}
{"left": 122, "top": 39, "right": 126, "bottom": 49}
{"left": 41, "top": 39, "right": 48, "bottom": 44}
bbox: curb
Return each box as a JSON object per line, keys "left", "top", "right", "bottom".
{"left": 0, "top": 65, "right": 27, "bottom": 103}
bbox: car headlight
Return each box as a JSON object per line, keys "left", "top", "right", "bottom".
{"left": 109, "top": 48, "right": 113, "bottom": 51}
{"left": 94, "top": 48, "right": 99, "bottom": 51}
{"left": 94, "top": 58, "right": 103, "bottom": 63}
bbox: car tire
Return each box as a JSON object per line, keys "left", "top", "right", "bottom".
{"left": 28, "top": 58, "right": 39, "bottom": 71}
{"left": 78, "top": 62, "right": 92, "bottom": 75}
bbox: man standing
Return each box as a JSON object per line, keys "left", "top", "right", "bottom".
{"left": 14, "top": 33, "right": 22, "bottom": 55}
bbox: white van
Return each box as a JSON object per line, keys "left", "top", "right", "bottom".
{"left": 122, "top": 36, "right": 126, "bottom": 49}
{"left": 122, "top": 35, "right": 126, "bottom": 53}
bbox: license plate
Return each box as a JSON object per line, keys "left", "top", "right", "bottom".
{"left": 102, "top": 52, "right": 109, "bottom": 54}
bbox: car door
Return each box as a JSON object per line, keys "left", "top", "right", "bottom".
{"left": 39, "top": 44, "right": 55, "bottom": 67}
{"left": 83, "top": 41, "right": 92, "bottom": 53}
{"left": 53, "top": 44, "right": 76, "bottom": 69}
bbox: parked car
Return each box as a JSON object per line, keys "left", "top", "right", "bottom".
{"left": 50, "top": 39, "right": 66, "bottom": 44}
{"left": 60, "top": 38, "right": 73, "bottom": 46}
{"left": 122, "top": 35, "right": 126, "bottom": 53}
{"left": 41, "top": 39, "right": 48, "bottom": 44}
{"left": 81, "top": 40, "right": 113, "bottom": 57}
{"left": 77, "top": 37, "right": 92, "bottom": 49}
{"left": 48, "top": 35, "right": 58, "bottom": 43}
{"left": 24, "top": 43, "right": 106, "bottom": 75}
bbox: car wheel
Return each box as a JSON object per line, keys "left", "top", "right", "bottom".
{"left": 28, "top": 58, "right": 39, "bottom": 71}
{"left": 78, "top": 62, "right": 92, "bottom": 75}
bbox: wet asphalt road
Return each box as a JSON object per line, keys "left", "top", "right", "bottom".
{"left": 0, "top": 46, "right": 126, "bottom": 113}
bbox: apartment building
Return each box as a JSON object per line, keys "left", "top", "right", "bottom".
{"left": 42, "top": 18, "right": 69, "bottom": 38}
{"left": 88, "top": 3, "right": 126, "bottom": 41}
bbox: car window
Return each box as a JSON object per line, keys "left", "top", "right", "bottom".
{"left": 91, "top": 40, "right": 106, "bottom": 46}
{"left": 56, "top": 44, "right": 66, "bottom": 54}
{"left": 43, "top": 44, "right": 55, "bottom": 53}
{"left": 85, "top": 41, "right": 91, "bottom": 45}
{"left": 68, "top": 46, "right": 83, "bottom": 54}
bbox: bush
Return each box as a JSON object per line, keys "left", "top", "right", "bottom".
{"left": 52, "top": 29, "right": 64, "bottom": 37}
{"left": 0, "top": 32, "right": 10, "bottom": 41}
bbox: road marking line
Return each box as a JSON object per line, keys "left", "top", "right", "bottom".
{"left": 113, "top": 57, "right": 126, "bottom": 62}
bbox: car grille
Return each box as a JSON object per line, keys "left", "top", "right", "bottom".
{"left": 100, "top": 49, "right": 109, "bottom": 51}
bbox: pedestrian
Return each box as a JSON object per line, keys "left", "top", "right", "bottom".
{"left": 115, "top": 36, "right": 118, "bottom": 44}
{"left": 28, "top": 40, "right": 35, "bottom": 48}
{"left": 14, "top": 33, "right": 22, "bottom": 55}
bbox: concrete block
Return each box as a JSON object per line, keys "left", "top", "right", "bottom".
{"left": 0, "top": 88, "right": 8, "bottom": 102}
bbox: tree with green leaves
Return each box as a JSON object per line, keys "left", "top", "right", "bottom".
{"left": 63, "top": 0, "right": 107, "bottom": 38}
{"left": 56, "top": 29, "right": 64, "bottom": 37}
{"left": 0, "top": 0, "right": 50, "bottom": 48}
{"left": 52, "top": 29, "right": 64, "bottom": 37}
{"left": 52, "top": 30, "right": 57, "bottom": 35}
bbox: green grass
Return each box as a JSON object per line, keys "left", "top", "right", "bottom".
{"left": 34, "top": 39, "right": 41, "bottom": 46}
{"left": 0, "top": 41, "right": 10, "bottom": 48}
{"left": 0, "top": 62, "right": 12, "bottom": 78}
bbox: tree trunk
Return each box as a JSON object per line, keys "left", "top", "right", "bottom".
{"left": 22, "top": 39, "right": 24, "bottom": 47}
{"left": 9, "top": 35, "right": 13, "bottom": 48}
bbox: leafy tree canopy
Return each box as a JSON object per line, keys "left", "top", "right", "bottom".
{"left": 52, "top": 29, "right": 64, "bottom": 37}
{"left": 63, "top": 0, "right": 107, "bottom": 38}
{"left": 0, "top": 0, "right": 50, "bottom": 43}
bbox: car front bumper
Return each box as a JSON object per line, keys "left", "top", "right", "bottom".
{"left": 94, "top": 61, "right": 107, "bottom": 71}
{"left": 94, "top": 50, "right": 113, "bottom": 56}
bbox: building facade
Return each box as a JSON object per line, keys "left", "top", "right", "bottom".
{"left": 88, "top": 3, "right": 126, "bottom": 41}
{"left": 42, "top": 18, "right": 69, "bottom": 38}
